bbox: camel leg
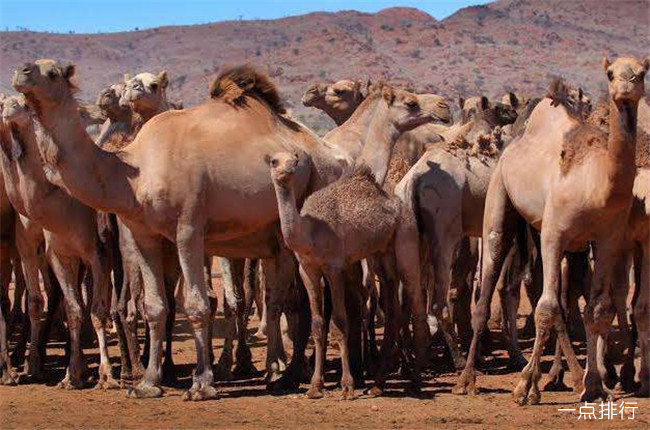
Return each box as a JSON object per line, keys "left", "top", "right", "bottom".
{"left": 263, "top": 246, "right": 296, "bottom": 390}
{"left": 325, "top": 267, "right": 355, "bottom": 400}
{"left": 234, "top": 258, "right": 257, "bottom": 377}
{"left": 15, "top": 220, "right": 45, "bottom": 382}
{"left": 500, "top": 245, "right": 527, "bottom": 371}
{"left": 361, "top": 259, "right": 380, "bottom": 376}
{"left": 297, "top": 261, "right": 325, "bottom": 399}
{"left": 454, "top": 172, "right": 520, "bottom": 396}
{"left": 0, "top": 239, "right": 17, "bottom": 385}
{"left": 450, "top": 237, "right": 478, "bottom": 350}
{"left": 9, "top": 256, "right": 26, "bottom": 329}
{"left": 393, "top": 217, "right": 428, "bottom": 393}
{"left": 216, "top": 257, "right": 237, "bottom": 381}
{"left": 620, "top": 244, "right": 641, "bottom": 393}
{"left": 46, "top": 247, "right": 86, "bottom": 389}
{"left": 521, "top": 230, "right": 542, "bottom": 337}
{"left": 254, "top": 266, "right": 267, "bottom": 339}
{"left": 581, "top": 236, "right": 621, "bottom": 403}
{"left": 172, "top": 226, "right": 216, "bottom": 402}
{"left": 126, "top": 232, "right": 166, "bottom": 399}
{"left": 633, "top": 240, "right": 649, "bottom": 397}
{"left": 86, "top": 245, "right": 119, "bottom": 390}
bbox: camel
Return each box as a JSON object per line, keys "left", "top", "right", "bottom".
{"left": 393, "top": 96, "right": 520, "bottom": 370}
{"left": 95, "top": 81, "right": 132, "bottom": 147}
{"left": 267, "top": 85, "right": 451, "bottom": 399}
{"left": 302, "top": 80, "right": 364, "bottom": 126}
{"left": 0, "top": 94, "right": 116, "bottom": 389}
{"left": 13, "top": 61, "right": 346, "bottom": 400}
{"left": 453, "top": 56, "right": 648, "bottom": 405}
{"left": 120, "top": 72, "right": 171, "bottom": 122}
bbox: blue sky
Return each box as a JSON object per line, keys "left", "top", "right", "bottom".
{"left": 0, "top": 0, "right": 488, "bottom": 34}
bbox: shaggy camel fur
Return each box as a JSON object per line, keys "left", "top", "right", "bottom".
{"left": 13, "top": 61, "right": 343, "bottom": 400}
{"left": 269, "top": 86, "right": 451, "bottom": 399}
{"left": 454, "top": 56, "right": 648, "bottom": 405}
{"left": 0, "top": 94, "right": 116, "bottom": 389}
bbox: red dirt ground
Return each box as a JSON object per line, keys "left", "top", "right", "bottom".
{"left": 1, "top": 277, "right": 648, "bottom": 430}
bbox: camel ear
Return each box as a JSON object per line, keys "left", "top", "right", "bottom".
{"left": 602, "top": 53, "right": 611, "bottom": 71}
{"left": 508, "top": 92, "right": 519, "bottom": 108}
{"left": 157, "top": 71, "right": 168, "bottom": 88}
{"left": 123, "top": 73, "right": 131, "bottom": 83}
{"left": 480, "top": 96, "right": 489, "bottom": 111}
{"left": 458, "top": 97, "right": 465, "bottom": 109}
{"left": 578, "top": 88, "right": 584, "bottom": 101}
{"left": 62, "top": 64, "right": 76, "bottom": 80}
{"left": 642, "top": 58, "right": 650, "bottom": 73}
{"left": 382, "top": 86, "right": 395, "bottom": 105}
{"left": 263, "top": 154, "right": 272, "bottom": 166}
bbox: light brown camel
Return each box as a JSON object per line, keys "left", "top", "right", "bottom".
{"left": 0, "top": 94, "right": 116, "bottom": 389}
{"left": 95, "top": 81, "right": 132, "bottom": 147}
{"left": 302, "top": 80, "right": 363, "bottom": 126}
{"left": 119, "top": 72, "right": 171, "bottom": 122}
{"left": 13, "top": 61, "right": 345, "bottom": 400}
{"left": 268, "top": 86, "right": 450, "bottom": 399}
{"left": 394, "top": 97, "right": 520, "bottom": 369}
{"left": 454, "top": 56, "right": 648, "bottom": 405}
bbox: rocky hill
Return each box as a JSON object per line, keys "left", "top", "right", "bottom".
{"left": 1, "top": 0, "right": 647, "bottom": 133}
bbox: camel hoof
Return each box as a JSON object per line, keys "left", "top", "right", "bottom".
{"left": 341, "top": 387, "right": 356, "bottom": 400}
{"left": 507, "top": 355, "right": 528, "bottom": 372}
{"left": 267, "top": 373, "right": 300, "bottom": 393}
{"left": 452, "top": 370, "right": 476, "bottom": 395}
{"left": 95, "top": 375, "right": 120, "bottom": 390}
{"left": 126, "top": 382, "right": 164, "bottom": 398}
{"left": 634, "top": 383, "right": 649, "bottom": 398}
{"left": 214, "top": 363, "right": 234, "bottom": 382}
{"left": 0, "top": 370, "right": 18, "bottom": 386}
{"left": 366, "top": 386, "right": 384, "bottom": 397}
{"left": 182, "top": 383, "right": 218, "bottom": 401}
{"left": 306, "top": 387, "right": 324, "bottom": 399}
{"left": 543, "top": 369, "right": 571, "bottom": 392}
{"left": 579, "top": 384, "right": 614, "bottom": 403}
{"left": 58, "top": 377, "right": 85, "bottom": 390}
{"left": 618, "top": 362, "right": 637, "bottom": 393}
{"left": 512, "top": 379, "right": 531, "bottom": 406}
{"left": 233, "top": 361, "right": 258, "bottom": 378}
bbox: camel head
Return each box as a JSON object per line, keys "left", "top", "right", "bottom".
{"left": 323, "top": 80, "right": 363, "bottom": 113}
{"left": 0, "top": 94, "right": 30, "bottom": 160}
{"left": 381, "top": 86, "right": 451, "bottom": 133}
{"left": 602, "top": 55, "right": 648, "bottom": 105}
{"left": 301, "top": 82, "right": 327, "bottom": 107}
{"left": 491, "top": 102, "right": 519, "bottom": 126}
{"left": 265, "top": 152, "right": 299, "bottom": 187}
{"left": 120, "top": 71, "right": 168, "bottom": 112}
{"left": 459, "top": 96, "right": 489, "bottom": 124}
{"left": 567, "top": 87, "right": 592, "bottom": 118}
{"left": 12, "top": 59, "right": 76, "bottom": 109}
{"left": 97, "top": 82, "right": 130, "bottom": 119}
{"left": 1, "top": 94, "right": 30, "bottom": 128}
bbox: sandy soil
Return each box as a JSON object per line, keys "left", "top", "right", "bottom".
{"left": 1, "top": 282, "right": 648, "bottom": 430}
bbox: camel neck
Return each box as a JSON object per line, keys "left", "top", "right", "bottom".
{"left": 135, "top": 100, "right": 169, "bottom": 122}
{"left": 357, "top": 102, "right": 399, "bottom": 186}
{"left": 607, "top": 99, "right": 638, "bottom": 186}
{"left": 30, "top": 95, "right": 137, "bottom": 215}
{"left": 326, "top": 95, "right": 381, "bottom": 159}
{"left": 273, "top": 183, "right": 309, "bottom": 252}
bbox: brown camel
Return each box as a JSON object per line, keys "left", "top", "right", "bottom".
{"left": 302, "top": 80, "right": 363, "bottom": 126}
{"left": 454, "top": 56, "right": 647, "bottom": 405}
{"left": 95, "top": 81, "right": 133, "bottom": 147}
{"left": 13, "top": 61, "right": 346, "bottom": 400}
{"left": 0, "top": 94, "right": 116, "bottom": 389}
{"left": 395, "top": 99, "right": 521, "bottom": 371}
{"left": 268, "top": 86, "right": 450, "bottom": 399}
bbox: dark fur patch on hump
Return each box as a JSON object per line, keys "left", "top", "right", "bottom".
{"left": 546, "top": 78, "right": 583, "bottom": 120}
{"left": 209, "top": 65, "right": 286, "bottom": 114}
{"left": 560, "top": 125, "right": 607, "bottom": 175}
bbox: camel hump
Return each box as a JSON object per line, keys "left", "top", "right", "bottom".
{"left": 209, "top": 64, "right": 286, "bottom": 114}
{"left": 560, "top": 124, "right": 607, "bottom": 175}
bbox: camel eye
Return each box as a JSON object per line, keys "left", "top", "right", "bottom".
{"left": 406, "top": 100, "right": 419, "bottom": 110}
{"left": 270, "top": 159, "right": 279, "bottom": 168}
{"left": 607, "top": 70, "right": 614, "bottom": 81}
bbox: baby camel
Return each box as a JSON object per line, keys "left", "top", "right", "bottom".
{"left": 268, "top": 86, "right": 448, "bottom": 399}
